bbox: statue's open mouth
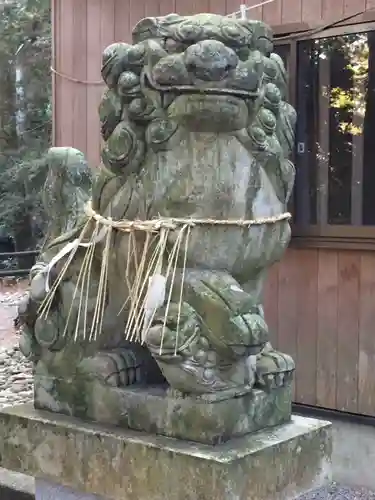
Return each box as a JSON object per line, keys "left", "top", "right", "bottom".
{"left": 144, "top": 73, "right": 258, "bottom": 100}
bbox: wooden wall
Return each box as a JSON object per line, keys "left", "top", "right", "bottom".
{"left": 52, "top": 0, "right": 375, "bottom": 165}
{"left": 52, "top": 0, "right": 375, "bottom": 416}
{"left": 264, "top": 249, "right": 375, "bottom": 416}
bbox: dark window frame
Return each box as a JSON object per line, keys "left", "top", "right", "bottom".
{"left": 274, "top": 22, "right": 375, "bottom": 250}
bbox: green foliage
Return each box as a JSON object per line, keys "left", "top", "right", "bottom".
{"left": 315, "top": 34, "right": 369, "bottom": 137}
{"left": 0, "top": 0, "right": 51, "bottom": 248}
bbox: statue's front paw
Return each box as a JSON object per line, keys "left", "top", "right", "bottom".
{"left": 18, "top": 292, "right": 38, "bottom": 327}
{"left": 28, "top": 260, "right": 60, "bottom": 306}
{"left": 17, "top": 290, "right": 66, "bottom": 354}
{"left": 78, "top": 347, "right": 163, "bottom": 387}
{"left": 255, "top": 346, "right": 294, "bottom": 390}
{"left": 18, "top": 324, "right": 41, "bottom": 361}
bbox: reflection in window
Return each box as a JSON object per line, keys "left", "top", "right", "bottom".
{"left": 295, "top": 32, "right": 375, "bottom": 227}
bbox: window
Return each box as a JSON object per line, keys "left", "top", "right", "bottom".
{"left": 273, "top": 42, "right": 290, "bottom": 68}
{"left": 276, "top": 26, "right": 375, "bottom": 248}
{"left": 273, "top": 42, "right": 292, "bottom": 103}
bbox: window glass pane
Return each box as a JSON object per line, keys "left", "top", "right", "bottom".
{"left": 273, "top": 43, "right": 289, "bottom": 68}
{"left": 273, "top": 43, "right": 290, "bottom": 101}
{"left": 296, "top": 32, "right": 374, "bottom": 227}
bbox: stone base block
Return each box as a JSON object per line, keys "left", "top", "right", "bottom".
{"left": 35, "top": 378, "right": 293, "bottom": 445}
{"left": 81, "top": 382, "right": 292, "bottom": 445}
{"left": 0, "top": 405, "right": 332, "bottom": 500}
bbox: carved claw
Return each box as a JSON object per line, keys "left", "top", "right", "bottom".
{"left": 78, "top": 346, "right": 164, "bottom": 387}
{"left": 255, "top": 345, "right": 295, "bottom": 391}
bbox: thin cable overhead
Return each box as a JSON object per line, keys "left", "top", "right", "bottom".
{"left": 51, "top": 2, "right": 370, "bottom": 84}
{"left": 228, "top": 0, "right": 276, "bottom": 19}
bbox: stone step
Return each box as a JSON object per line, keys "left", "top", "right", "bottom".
{"left": 0, "top": 468, "right": 34, "bottom": 499}
{"left": 2, "top": 468, "right": 375, "bottom": 500}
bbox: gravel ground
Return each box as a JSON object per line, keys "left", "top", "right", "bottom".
{"left": 0, "top": 344, "right": 33, "bottom": 409}
{"left": 298, "top": 483, "right": 375, "bottom": 499}
{"left": 0, "top": 280, "right": 33, "bottom": 409}
{"left": 0, "top": 280, "right": 27, "bottom": 349}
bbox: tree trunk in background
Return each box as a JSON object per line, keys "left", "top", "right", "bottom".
{"left": 0, "top": 0, "right": 51, "bottom": 263}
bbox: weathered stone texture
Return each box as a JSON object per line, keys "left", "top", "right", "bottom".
{"left": 33, "top": 378, "right": 293, "bottom": 445}
{"left": 17, "top": 13, "right": 297, "bottom": 422}
{"left": 0, "top": 406, "right": 331, "bottom": 500}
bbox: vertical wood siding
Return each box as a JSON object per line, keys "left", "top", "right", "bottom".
{"left": 52, "top": 0, "right": 375, "bottom": 416}
{"left": 264, "top": 249, "right": 375, "bottom": 415}
{"left": 53, "top": 0, "right": 374, "bottom": 158}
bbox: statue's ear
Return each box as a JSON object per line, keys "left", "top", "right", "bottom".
{"left": 132, "top": 14, "right": 182, "bottom": 43}
{"left": 132, "top": 17, "right": 159, "bottom": 43}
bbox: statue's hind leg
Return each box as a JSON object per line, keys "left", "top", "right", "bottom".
{"left": 17, "top": 244, "right": 163, "bottom": 415}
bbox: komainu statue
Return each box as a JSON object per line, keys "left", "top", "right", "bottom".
{"left": 18, "top": 13, "right": 297, "bottom": 444}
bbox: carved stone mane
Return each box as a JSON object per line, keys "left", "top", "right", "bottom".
{"left": 97, "top": 14, "right": 296, "bottom": 212}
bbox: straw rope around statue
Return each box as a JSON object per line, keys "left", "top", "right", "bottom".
{"left": 37, "top": 200, "right": 291, "bottom": 351}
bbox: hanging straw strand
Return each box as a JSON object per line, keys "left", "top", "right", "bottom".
{"left": 38, "top": 200, "right": 291, "bottom": 345}
{"left": 174, "top": 225, "right": 191, "bottom": 355}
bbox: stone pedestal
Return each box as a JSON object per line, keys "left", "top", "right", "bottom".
{"left": 0, "top": 404, "right": 332, "bottom": 500}
{"left": 35, "top": 380, "right": 293, "bottom": 445}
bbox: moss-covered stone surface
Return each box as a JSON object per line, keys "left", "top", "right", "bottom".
{"left": 35, "top": 378, "right": 292, "bottom": 445}
{"left": 0, "top": 405, "right": 331, "bottom": 500}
